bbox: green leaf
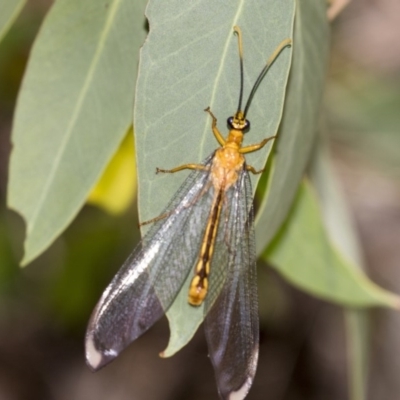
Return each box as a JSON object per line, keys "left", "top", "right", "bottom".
{"left": 134, "top": 0, "right": 295, "bottom": 356}
{"left": 7, "top": 0, "right": 147, "bottom": 265}
{"left": 0, "top": 0, "right": 26, "bottom": 42}
{"left": 265, "top": 180, "right": 400, "bottom": 308}
{"left": 309, "top": 135, "right": 364, "bottom": 269}
{"left": 162, "top": 272, "right": 204, "bottom": 358}
{"left": 255, "top": 0, "right": 330, "bottom": 254}
{"left": 309, "top": 137, "right": 371, "bottom": 400}
{"left": 135, "top": 0, "right": 295, "bottom": 224}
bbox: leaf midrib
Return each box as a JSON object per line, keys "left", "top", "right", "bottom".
{"left": 198, "top": 0, "right": 245, "bottom": 156}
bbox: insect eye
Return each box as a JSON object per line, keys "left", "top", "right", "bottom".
{"left": 243, "top": 119, "right": 250, "bottom": 132}
{"left": 227, "top": 116, "right": 234, "bottom": 129}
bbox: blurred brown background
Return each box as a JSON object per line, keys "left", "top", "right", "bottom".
{"left": 0, "top": 1, "right": 399, "bottom": 399}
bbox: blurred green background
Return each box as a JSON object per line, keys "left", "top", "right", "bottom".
{"left": 0, "top": 1, "right": 399, "bottom": 399}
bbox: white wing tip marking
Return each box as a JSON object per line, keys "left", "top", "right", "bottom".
{"left": 85, "top": 333, "right": 117, "bottom": 370}
{"left": 228, "top": 375, "right": 253, "bottom": 400}
{"left": 228, "top": 344, "right": 259, "bottom": 400}
{"left": 85, "top": 333, "right": 103, "bottom": 369}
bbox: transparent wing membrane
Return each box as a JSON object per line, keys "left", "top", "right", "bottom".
{"left": 85, "top": 24, "right": 292, "bottom": 399}
{"left": 86, "top": 155, "right": 216, "bottom": 370}
{"left": 205, "top": 167, "right": 259, "bottom": 400}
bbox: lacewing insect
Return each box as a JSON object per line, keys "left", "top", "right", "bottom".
{"left": 86, "top": 26, "right": 291, "bottom": 400}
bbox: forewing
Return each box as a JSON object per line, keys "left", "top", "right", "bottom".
{"left": 86, "top": 155, "right": 215, "bottom": 371}
{"left": 205, "top": 167, "right": 259, "bottom": 400}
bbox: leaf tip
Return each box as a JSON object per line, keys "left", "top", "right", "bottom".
{"left": 159, "top": 344, "right": 176, "bottom": 358}
{"left": 20, "top": 253, "right": 32, "bottom": 268}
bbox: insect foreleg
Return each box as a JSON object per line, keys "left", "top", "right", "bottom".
{"left": 204, "top": 107, "right": 226, "bottom": 147}
{"left": 246, "top": 165, "right": 264, "bottom": 175}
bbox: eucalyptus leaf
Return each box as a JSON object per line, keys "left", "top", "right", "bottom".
{"left": 0, "top": 0, "right": 25, "bottom": 42}
{"left": 255, "top": 0, "right": 330, "bottom": 254}
{"left": 309, "top": 136, "right": 363, "bottom": 268}
{"left": 161, "top": 272, "right": 204, "bottom": 358}
{"left": 309, "top": 137, "right": 370, "bottom": 400}
{"left": 135, "top": 0, "right": 295, "bottom": 224}
{"left": 265, "top": 180, "right": 400, "bottom": 308}
{"left": 134, "top": 0, "right": 295, "bottom": 356}
{"left": 8, "top": 0, "right": 147, "bottom": 265}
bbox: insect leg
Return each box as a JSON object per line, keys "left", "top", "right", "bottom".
{"left": 204, "top": 107, "right": 226, "bottom": 147}
{"left": 140, "top": 164, "right": 209, "bottom": 226}
{"left": 239, "top": 135, "right": 277, "bottom": 154}
{"left": 139, "top": 212, "right": 174, "bottom": 227}
{"left": 246, "top": 165, "right": 264, "bottom": 175}
{"left": 156, "top": 164, "right": 209, "bottom": 174}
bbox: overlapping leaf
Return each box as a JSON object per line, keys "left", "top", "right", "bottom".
{"left": 134, "top": 0, "right": 295, "bottom": 356}
{"left": 8, "top": 0, "right": 147, "bottom": 265}
{"left": 265, "top": 180, "right": 399, "bottom": 308}
{"left": 309, "top": 138, "right": 372, "bottom": 400}
{"left": 255, "top": 0, "right": 330, "bottom": 253}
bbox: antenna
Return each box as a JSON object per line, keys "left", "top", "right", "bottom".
{"left": 243, "top": 38, "right": 292, "bottom": 118}
{"left": 233, "top": 26, "right": 245, "bottom": 114}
